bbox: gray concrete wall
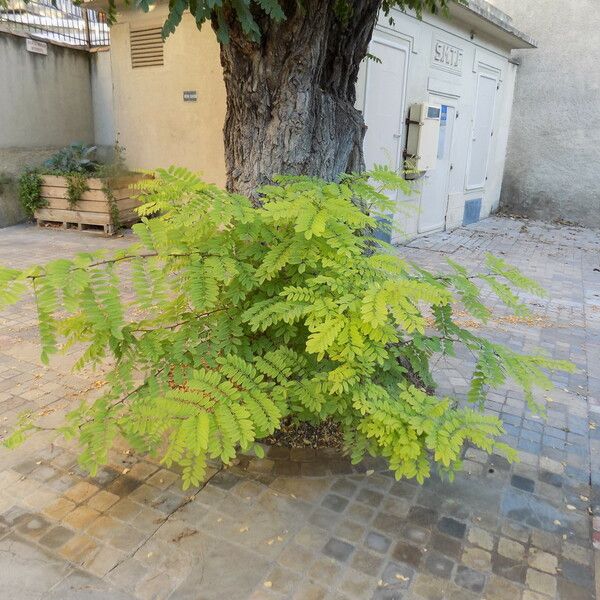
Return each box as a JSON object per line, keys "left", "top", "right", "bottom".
{"left": 91, "top": 50, "right": 116, "bottom": 152}
{"left": 0, "top": 32, "right": 96, "bottom": 226}
{"left": 0, "top": 33, "right": 95, "bottom": 148}
{"left": 490, "top": 0, "right": 600, "bottom": 227}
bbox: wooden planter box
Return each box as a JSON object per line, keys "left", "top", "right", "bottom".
{"left": 34, "top": 174, "right": 143, "bottom": 235}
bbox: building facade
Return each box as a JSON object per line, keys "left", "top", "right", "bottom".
{"left": 95, "top": 1, "right": 535, "bottom": 238}
{"left": 490, "top": 0, "right": 600, "bottom": 229}
{"left": 354, "top": 1, "right": 534, "bottom": 240}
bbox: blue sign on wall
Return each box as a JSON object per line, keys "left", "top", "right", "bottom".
{"left": 463, "top": 198, "right": 482, "bottom": 225}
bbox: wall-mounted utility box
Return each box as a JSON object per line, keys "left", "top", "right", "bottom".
{"left": 405, "top": 103, "right": 441, "bottom": 172}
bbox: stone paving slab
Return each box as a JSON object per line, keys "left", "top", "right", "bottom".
{"left": 0, "top": 219, "right": 598, "bottom": 599}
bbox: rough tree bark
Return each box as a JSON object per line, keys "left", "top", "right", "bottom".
{"left": 214, "top": 0, "right": 381, "bottom": 195}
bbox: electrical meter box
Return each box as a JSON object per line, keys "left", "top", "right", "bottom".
{"left": 405, "top": 103, "right": 441, "bottom": 172}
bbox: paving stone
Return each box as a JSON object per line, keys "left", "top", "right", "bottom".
{"left": 277, "top": 542, "right": 315, "bottom": 571}
{"left": 105, "top": 475, "right": 143, "bottom": 497}
{"left": 150, "top": 490, "right": 186, "bottom": 514}
{"left": 292, "top": 582, "right": 327, "bottom": 600}
{"left": 525, "top": 568, "right": 556, "bottom": 596}
{"left": 42, "top": 498, "right": 75, "bottom": 521}
{"left": 323, "top": 537, "right": 355, "bottom": 562}
{"left": 561, "top": 541, "right": 592, "bottom": 565}
{"left": 64, "top": 481, "right": 99, "bottom": 504}
{"left": 308, "top": 555, "right": 343, "bottom": 583}
{"left": 465, "top": 448, "right": 489, "bottom": 464}
{"left": 87, "top": 490, "right": 120, "bottom": 512}
{"left": 380, "top": 496, "right": 410, "bottom": 519}
{"left": 539, "top": 470, "right": 563, "bottom": 488}
{"left": 411, "top": 572, "right": 447, "bottom": 600}
{"left": 17, "top": 514, "right": 51, "bottom": 538}
{"left": 500, "top": 520, "right": 530, "bottom": 543}
{"left": 356, "top": 489, "right": 384, "bottom": 507}
{"left": 350, "top": 548, "right": 385, "bottom": 576}
{"left": 423, "top": 552, "right": 454, "bottom": 579}
{"left": 529, "top": 529, "right": 559, "bottom": 553}
{"left": 372, "top": 512, "right": 405, "bottom": 536}
{"left": 408, "top": 505, "right": 438, "bottom": 528}
{"left": 63, "top": 505, "right": 100, "bottom": 529}
{"left": 497, "top": 537, "right": 525, "bottom": 561}
{"left": 146, "top": 468, "right": 180, "bottom": 490}
{"left": 483, "top": 574, "right": 522, "bottom": 600}
{"left": 401, "top": 523, "right": 430, "bottom": 545}
{"left": 437, "top": 517, "right": 466, "bottom": 539}
{"left": 322, "top": 494, "right": 350, "bottom": 513}
{"left": 334, "top": 519, "right": 365, "bottom": 543}
{"left": 331, "top": 479, "right": 358, "bottom": 498}
{"left": 108, "top": 498, "right": 143, "bottom": 522}
{"left": 59, "top": 533, "right": 98, "bottom": 564}
{"left": 490, "top": 552, "right": 527, "bottom": 585}
{"left": 430, "top": 532, "right": 462, "bottom": 561}
{"left": 511, "top": 474, "right": 535, "bottom": 493}
{"left": 273, "top": 461, "right": 301, "bottom": 476}
{"left": 125, "top": 461, "right": 159, "bottom": 481}
{"left": 556, "top": 578, "right": 596, "bottom": 600}
{"left": 454, "top": 565, "right": 486, "bottom": 593}
{"left": 371, "top": 588, "right": 405, "bottom": 600}
{"left": 527, "top": 547, "right": 557, "bottom": 573}
{"left": 264, "top": 565, "right": 302, "bottom": 595}
{"left": 467, "top": 526, "right": 494, "bottom": 550}
{"left": 380, "top": 560, "right": 414, "bottom": 589}
{"left": 296, "top": 525, "right": 331, "bottom": 551}
{"left": 346, "top": 503, "right": 375, "bottom": 525}
{"left": 339, "top": 568, "right": 376, "bottom": 599}
{"left": 39, "top": 525, "right": 75, "bottom": 549}
{"left": 365, "top": 531, "right": 391, "bottom": 553}
{"left": 391, "top": 540, "right": 422, "bottom": 567}
{"left": 310, "top": 507, "right": 341, "bottom": 530}
{"left": 462, "top": 547, "right": 491, "bottom": 572}
{"left": 208, "top": 470, "right": 242, "bottom": 490}
{"left": 558, "top": 558, "right": 595, "bottom": 590}
{"left": 389, "top": 481, "right": 417, "bottom": 500}
{"left": 30, "top": 464, "right": 59, "bottom": 482}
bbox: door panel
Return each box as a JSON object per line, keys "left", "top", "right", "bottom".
{"left": 363, "top": 39, "right": 408, "bottom": 174}
{"left": 418, "top": 103, "right": 455, "bottom": 233}
{"left": 466, "top": 73, "right": 497, "bottom": 189}
{"left": 362, "top": 38, "right": 408, "bottom": 241}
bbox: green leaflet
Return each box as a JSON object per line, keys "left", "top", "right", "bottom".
{"left": 0, "top": 167, "right": 574, "bottom": 485}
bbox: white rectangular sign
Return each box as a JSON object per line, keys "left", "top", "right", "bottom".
{"left": 26, "top": 38, "right": 48, "bottom": 55}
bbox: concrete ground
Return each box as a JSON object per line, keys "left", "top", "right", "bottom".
{"left": 0, "top": 217, "right": 598, "bottom": 600}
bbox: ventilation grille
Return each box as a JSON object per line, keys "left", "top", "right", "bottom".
{"left": 130, "top": 27, "right": 164, "bottom": 69}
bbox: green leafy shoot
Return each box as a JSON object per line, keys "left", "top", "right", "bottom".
{"left": 0, "top": 168, "right": 574, "bottom": 488}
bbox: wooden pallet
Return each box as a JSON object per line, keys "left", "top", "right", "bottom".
{"left": 34, "top": 175, "right": 143, "bottom": 235}
{"left": 36, "top": 217, "right": 120, "bottom": 235}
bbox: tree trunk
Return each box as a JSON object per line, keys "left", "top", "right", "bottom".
{"left": 215, "top": 1, "right": 381, "bottom": 195}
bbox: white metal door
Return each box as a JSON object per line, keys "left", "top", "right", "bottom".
{"left": 466, "top": 73, "right": 497, "bottom": 189}
{"left": 363, "top": 38, "right": 409, "bottom": 177}
{"left": 418, "top": 103, "right": 456, "bottom": 233}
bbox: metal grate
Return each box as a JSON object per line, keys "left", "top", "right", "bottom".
{"left": 0, "top": 0, "right": 109, "bottom": 48}
{"left": 130, "top": 26, "right": 164, "bottom": 68}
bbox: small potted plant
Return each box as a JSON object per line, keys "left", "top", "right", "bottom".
{"left": 19, "top": 142, "right": 143, "bottom": 235}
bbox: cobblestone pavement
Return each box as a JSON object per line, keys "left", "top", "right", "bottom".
{"left": 0, "top": 218, "right": 598, "bottom": 600}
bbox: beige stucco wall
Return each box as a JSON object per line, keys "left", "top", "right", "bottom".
{"left": 108, "top": 8, "right": 226, "bottom": 185}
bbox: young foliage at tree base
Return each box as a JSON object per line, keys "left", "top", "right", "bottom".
{"left": 0, "top": 168, "right": 573, "bottom": 489}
